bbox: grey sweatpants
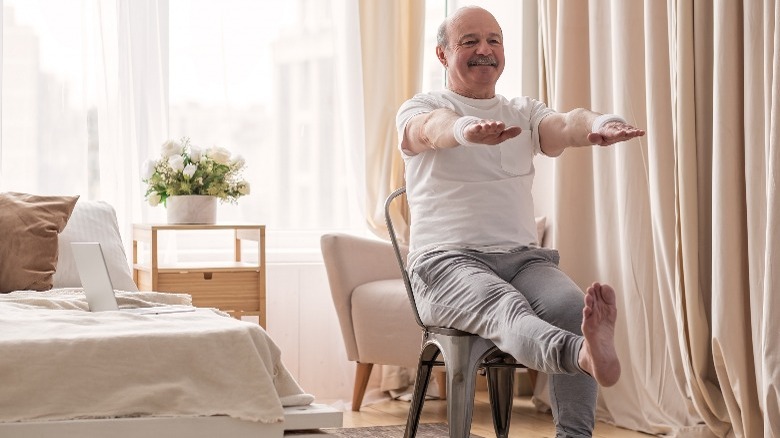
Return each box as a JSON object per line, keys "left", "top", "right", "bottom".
{"left": 410, "top": 246, "right": 598, "bottom": 438}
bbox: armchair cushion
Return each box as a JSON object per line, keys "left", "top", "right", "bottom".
{"left": 321, "top": 233, "right": 411, "bottom": 362}
{"left": 351, "top": 279, "right": 421, "bottom": 368}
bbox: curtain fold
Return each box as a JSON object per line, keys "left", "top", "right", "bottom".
{"left": 539, "top": 0, "right": 779, "bottom": 436}
{"left": 353, "top": 0, "right": 425, "bottom": 399}
{"left": 357, "top": 0, "right": 424, "bottom": 242}
{"left": 672, "top": 1, "right": 727, "bottom": 434}
{"left": 743, "top": 2, "right": 780, "bottom": 436}
{"left": 88, "top": 0, "right": 168, "bottom": 249}
{"left": 757, "top": 5, "right": 780, "bottom": 436}
{"left": 540, "top": 1, "right": 706, "bottom": 433}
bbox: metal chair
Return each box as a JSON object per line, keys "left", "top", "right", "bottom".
{"left": 384, "top": 187, "right": 528, "bottom": 438}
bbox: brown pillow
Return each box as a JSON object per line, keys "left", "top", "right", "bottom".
{"left": 0, "top": 192, "right": 79, "bottom": 293}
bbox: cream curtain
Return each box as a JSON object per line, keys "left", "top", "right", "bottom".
{"left": 539, "top": 0, "right": 779, "bottom": 436}
{"left": 354, "top": 0, "right": 425, "bottom": 402}
{"left": 357, "top": 0, "right": 424, "bottom": 241}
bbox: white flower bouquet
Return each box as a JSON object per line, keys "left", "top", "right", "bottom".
{"left": 142, "top": 137, "right": 250, "bottom": 206}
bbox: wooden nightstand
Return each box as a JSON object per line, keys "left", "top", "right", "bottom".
{"left": 132, "top": 224, "right": 266, "bottom": 327}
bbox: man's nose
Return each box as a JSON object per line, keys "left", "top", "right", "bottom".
{"left": 475, "top": 40, "right": 492, "bottom": 55}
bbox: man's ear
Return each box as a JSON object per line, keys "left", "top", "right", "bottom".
{"left": 436, "top": 46, "right": 447, "bottom": 67}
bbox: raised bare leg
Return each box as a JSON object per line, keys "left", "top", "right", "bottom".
{"left": 578, "top": 282, "right": 621, "bottom": 387}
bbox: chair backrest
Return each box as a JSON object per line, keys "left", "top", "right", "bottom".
{"left": 384, "top": 187, "right": 426, "bottom": 329}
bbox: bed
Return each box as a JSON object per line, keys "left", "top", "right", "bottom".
{"left": 0, "top": 193, "right": 341, "bottom": 437}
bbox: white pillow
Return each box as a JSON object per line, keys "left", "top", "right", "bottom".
{"left": 52, "top": 200, "right": 138, "bottom": 291}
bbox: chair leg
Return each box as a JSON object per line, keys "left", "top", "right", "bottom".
{"left": 404, "top": 345, "right": 438, "bottom": 438}
{"left": 486, "top": 363, "right": 515, "bottom": 438}
{"left": 438, "top": 336, "right": 493, "bottom": 438}
{"left": 352, "top": 362, "right": 373, "bottom": 411}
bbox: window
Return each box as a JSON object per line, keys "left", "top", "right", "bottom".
{"left": 1, "top": 0, "right": 536, "bottom": 256}
{"left": 1, "top": 0, "right": 95, "bottom": 196}
{"left": 2, "top": 0, "right": 362, "bottom": 256}
{"left": 167, "top": 0, "right": 356, "bottom": 233}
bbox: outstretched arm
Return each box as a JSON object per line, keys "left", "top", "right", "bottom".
{"left": 539, "top": 108, "right": 645, "bottom": 157}
{"left": 402, "top": 108, "right": 522, "bottom": 155}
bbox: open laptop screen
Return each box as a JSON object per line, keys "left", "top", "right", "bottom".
{"left": 70, "top": 242, "right": 121, "bottom": 311}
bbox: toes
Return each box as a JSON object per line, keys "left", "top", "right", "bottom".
{"left": 599, "top": 284, "right": 617, "bottom": 305}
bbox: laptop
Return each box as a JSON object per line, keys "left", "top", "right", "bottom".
{"left": 71, "top": 242, "right": 195, "bottom": 315}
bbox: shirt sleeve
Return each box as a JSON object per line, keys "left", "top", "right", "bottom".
{"left": 527, "top": 98, "right": 555, "bottom": 156}
{"left": 396, "top": 93, "right": 444, "bottom": 156}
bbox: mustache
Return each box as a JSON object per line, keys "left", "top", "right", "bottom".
{"left": 467, "top": 56, "right": 498, "bottom": 67}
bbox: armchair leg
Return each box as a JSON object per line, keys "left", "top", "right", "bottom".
{"left": 526, "top": 368, "right": 538, "bottom": 391}
{"left": 352, "top": 362, "right": 374, "bottom": 411}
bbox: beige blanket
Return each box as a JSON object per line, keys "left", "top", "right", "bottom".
{"left": 0, "top": 289, "right": 313, "bottom": 424}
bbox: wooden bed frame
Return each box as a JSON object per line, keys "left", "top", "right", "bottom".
{"left": 0, "top": 403, "right": 342, "bottom": 438}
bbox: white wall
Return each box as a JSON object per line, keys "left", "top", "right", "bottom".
{"left": 265, "top": 260, "right": 359, "bottom": 403}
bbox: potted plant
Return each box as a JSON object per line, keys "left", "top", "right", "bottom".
{"left": 142, "top": 137, "right": 250, "bottom": 224}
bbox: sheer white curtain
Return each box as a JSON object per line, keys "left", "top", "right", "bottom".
{"left": 161, "top": 0, "right": 363, "bottom": 254}
{"left": 0, "top": 0, "right": 166, "bottom": 254}
{"left": 1, "top": 0, "right": 92, "bottom": 195}
{"left": 2, "top": 0, "right": 364, "bottom": 252}
{"left": 88, "top": 0, "right": 168, "bottom": 245}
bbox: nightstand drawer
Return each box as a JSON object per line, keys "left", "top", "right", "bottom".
{"left": 157, "top": 271, "right": 262, "bottom": 312}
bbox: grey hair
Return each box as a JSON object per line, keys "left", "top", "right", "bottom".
{"left": 437, "top": 6, "right": 491, "bottom": 49}
{"left": 436, "top": 17, "right": 449, "bottom": 48}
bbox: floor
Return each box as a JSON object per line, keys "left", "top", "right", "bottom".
{"left": 340, "top": 391, "right": 652, "bottom": 438}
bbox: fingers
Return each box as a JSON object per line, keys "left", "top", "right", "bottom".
{"left": 500, "top": 126, "right": 523, "bottom": 141}
{"left": 465, "top": 119, "right": 522, "bottom": 145}
{"left": 587, "top": 132, "right": 603, "bottom": 144}
{"left": 470, "top": 119, "right": 507, "bottom": 135}
{"left": 591, "top": 121, "right": 646, "bottom": 146}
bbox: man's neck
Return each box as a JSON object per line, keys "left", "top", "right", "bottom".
{"left": 448, "top": 85, "right": 496, "bottom": 99}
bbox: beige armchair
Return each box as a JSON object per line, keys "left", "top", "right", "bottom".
{"left": 321, "top": 233, "right": 440, "bottom": 411}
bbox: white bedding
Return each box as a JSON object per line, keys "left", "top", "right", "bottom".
{"left": 0, "top": 289, "right": 313, "bottom": 424}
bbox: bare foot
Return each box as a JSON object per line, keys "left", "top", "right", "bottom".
{"left": 578, "top": 282, "right": 621, "bottom": 387}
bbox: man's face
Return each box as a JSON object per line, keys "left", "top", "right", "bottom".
{"left": 438, "top": 8, "right": 505, "bottom": 97}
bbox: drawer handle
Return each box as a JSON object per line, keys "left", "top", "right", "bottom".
{"left": 203, "top": 272, "right": 213, "bottom": 280}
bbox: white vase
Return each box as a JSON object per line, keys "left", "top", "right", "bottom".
{"left": 166, "top": 195, "right": 217, "bottom": 224}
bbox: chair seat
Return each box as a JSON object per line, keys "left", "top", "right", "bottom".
{"left": 427, "top": 326, "right": 478, "bottom": 337}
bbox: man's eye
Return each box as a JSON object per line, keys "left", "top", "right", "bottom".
{"left": 462, "top": 40, "right": 477, "bottom": 46}
{"left": 489, "top": 39, "right": 502, "bottom": 45}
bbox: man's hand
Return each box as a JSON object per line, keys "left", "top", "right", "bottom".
{"left": 587, "top": 120, "right": 645, "bottom": 146}
{"left": 404, "top": 110, "right": 522, "bottom": 155}
{"left": 464, "top": 119, "right": 522, "bottom": 145}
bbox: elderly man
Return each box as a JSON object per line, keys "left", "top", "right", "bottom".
{"left": 395, "top": 6, "right": 645, "bottom": 438}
